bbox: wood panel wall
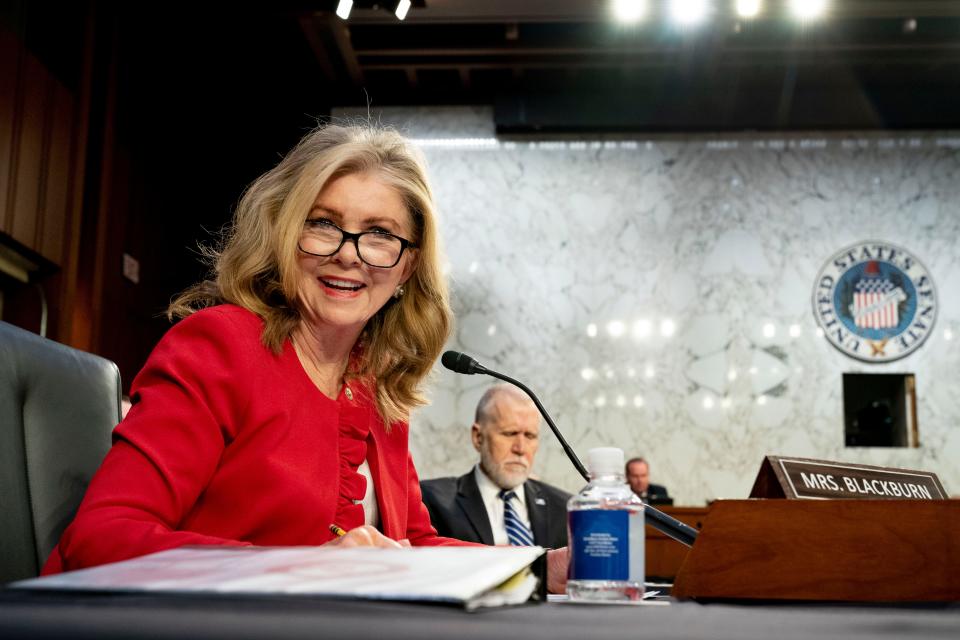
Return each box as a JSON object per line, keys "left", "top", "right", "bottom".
{"left": 0, "top": 14, "right": 97, "bottom": 347}
{"left": 0, "top": 28, "right": 78, "bottom": 267}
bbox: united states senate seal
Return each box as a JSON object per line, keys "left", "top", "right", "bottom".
{"left": 812, "top": 241, "right": 937, "bottom": 362}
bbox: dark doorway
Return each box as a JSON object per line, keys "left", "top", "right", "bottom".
{"left": 843, "top": 373, "right": 917, "bottom": 447}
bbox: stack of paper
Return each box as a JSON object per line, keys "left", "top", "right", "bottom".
{"left": 13, "top": 545, "right": 545, "bottom": 611}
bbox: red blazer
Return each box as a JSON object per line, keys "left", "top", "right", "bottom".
{"left": 45, "top": 305, "right": 464, "bottom": 574}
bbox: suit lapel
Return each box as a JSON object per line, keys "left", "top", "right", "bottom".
{"left": 456, "top": 473, "right": 495, "bottom": 545}
{"left": 524, "top": 481, "right": 549, "bottom": 547}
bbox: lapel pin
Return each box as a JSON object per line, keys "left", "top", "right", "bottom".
{"left": 535, "top": 498, "right": 546, "bottom": 506}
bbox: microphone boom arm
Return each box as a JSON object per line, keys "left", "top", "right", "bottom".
{"left": 483, "top": 369, "right": 591, "bottom": 482}
{"left": 456, "top": 355, "right": 698, "bottom": 548}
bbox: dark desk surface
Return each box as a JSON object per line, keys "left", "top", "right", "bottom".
{"left": 1, "top": 590, "right": 958, "bottom": 640}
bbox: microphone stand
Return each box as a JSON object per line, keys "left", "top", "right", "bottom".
{"left": 444, "top": 352, "right": 698, "bottom": 548}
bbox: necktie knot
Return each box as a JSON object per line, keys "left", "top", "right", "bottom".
{"left": 499, "top": 489, "right": 517, "bottom": 502}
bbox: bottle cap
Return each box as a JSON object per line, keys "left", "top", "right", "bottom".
{"left": 587, "top": 447, "right": 624, "bottom": 475}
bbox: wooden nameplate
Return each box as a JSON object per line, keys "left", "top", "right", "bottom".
{"left": 749, "top": 455, "right": 947, "bottom": 500}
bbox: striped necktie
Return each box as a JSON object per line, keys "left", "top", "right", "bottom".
{"left": 499, "top": 489, "right": 535, "bottom": 546}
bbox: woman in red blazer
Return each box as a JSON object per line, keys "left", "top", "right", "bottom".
{"left": 45, "top": 124, "right": 471, "bottom": 573}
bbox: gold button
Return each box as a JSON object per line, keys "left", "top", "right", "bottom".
{"left": 344, "top": 386, "right": 353, "bottom": 400}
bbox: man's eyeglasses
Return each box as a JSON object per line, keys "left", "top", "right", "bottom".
{"left": 298, "top": 219, "right": 417, "bottom": 269}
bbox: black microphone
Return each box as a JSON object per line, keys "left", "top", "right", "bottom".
{"left": 440, "top": 350, "right": 488, "bottom": 376}
{"left": 440, "top": 350, "right": 698, "bottom": 548}
{"left": 442, "top": 350, "right": 589, "bottom": 479}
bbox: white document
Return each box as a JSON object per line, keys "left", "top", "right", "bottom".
{"left": 13, "top": 546, "right": 545, "bottom": 611}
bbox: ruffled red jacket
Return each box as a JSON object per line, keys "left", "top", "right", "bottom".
{"left": 44, "top": 304, "right": 465, "bottom": 574}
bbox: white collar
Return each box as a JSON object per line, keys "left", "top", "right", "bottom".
{"left": 473, "top": 464, "right": 528, "bottom": 510}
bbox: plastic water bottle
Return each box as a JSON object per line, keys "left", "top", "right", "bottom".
{"left": 566, "top": 447, "right": 645, "bottom": 601}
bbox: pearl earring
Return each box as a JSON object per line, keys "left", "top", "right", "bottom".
{"left": 393, "top": 285, "right": 405, "bottom": 299}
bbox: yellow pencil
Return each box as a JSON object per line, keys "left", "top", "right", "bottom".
{"left": 329, "top": 523, "right": 347, "bottom": 537}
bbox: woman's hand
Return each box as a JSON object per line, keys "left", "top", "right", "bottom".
{"left": 546, "top": 547, "right": 569, "bottom": 594}
{"left": 326, "top": 524, "right": 408, "bottom": 548}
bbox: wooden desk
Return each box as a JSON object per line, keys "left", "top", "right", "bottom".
{"left": 645, "top": 505, "right": 709, "bottom": 580}
{"left": 672, "top": 499, "right": 960, "bottom": 602}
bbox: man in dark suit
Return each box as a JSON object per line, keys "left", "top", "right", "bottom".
{"left": 625, "top": 457, "right": 671, "bottom": 505}
{"left": 420, "top": 385, "right": 571, "bottom": 549}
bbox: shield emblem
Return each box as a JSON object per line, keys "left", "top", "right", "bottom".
{"left": 849, "top": 261, "right": 906, "bottom": 330}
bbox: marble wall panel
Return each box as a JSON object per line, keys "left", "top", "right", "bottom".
{"left": 337, "top": 107, "right": 960, "bottom": 505}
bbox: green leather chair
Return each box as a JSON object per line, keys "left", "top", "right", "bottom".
{"left": 0, "top": 321, "right": 120, "bottom": 582}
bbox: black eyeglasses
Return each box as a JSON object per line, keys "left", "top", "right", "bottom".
{"left": 298, "top": 219, "right": 417, "bottom": 269}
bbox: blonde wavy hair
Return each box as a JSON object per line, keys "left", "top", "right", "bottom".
{"left": 168, "top": 124, "right": 452, "bottom": 425}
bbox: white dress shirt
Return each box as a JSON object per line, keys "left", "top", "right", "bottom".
{"left": 358, "top": 460, "right": 379, "bottom": 527}
{"left": 473, "top": 464, "right": 532, "bottom": 545}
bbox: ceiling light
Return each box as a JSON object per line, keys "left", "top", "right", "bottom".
{"left": 612, "top": 0, "right": 648, "bottom": 24}
{"left": 394, "top": 0, "right": 411, "bottom": 21}
{"left": 607, "top": 320, "right": 626, "bottom": 338}
{"left": 736, "top": 0, "right": 762, "bottom": 18}
{"left": 789, "top": 0, "right": 827, "bottom": 20}
{"left": 669, "top": 0, "right": 709, "bottom": 26}
{"left": 632, "top": 318, "right": 652, "bottom": 339}
{"left": 660, "top": 318, "right": 676, "bottom": 337}
{"left": 336, "top": 0, "right": 353, "bottom": 20}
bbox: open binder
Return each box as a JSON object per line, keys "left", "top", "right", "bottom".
{"left": 13, "top": 545, "right": 546, "bottom": 611}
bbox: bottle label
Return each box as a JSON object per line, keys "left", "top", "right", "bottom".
{"left": 568, "top": 510, "right": 631, "bottom": 581}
